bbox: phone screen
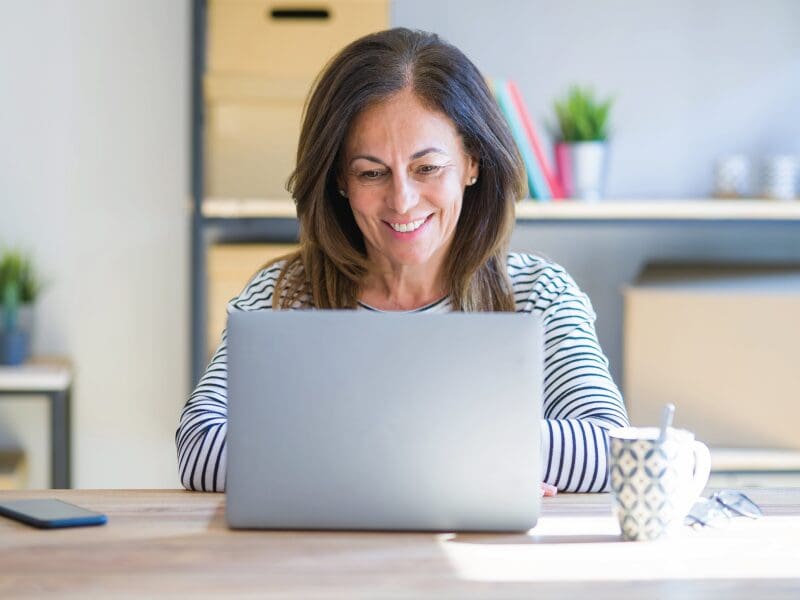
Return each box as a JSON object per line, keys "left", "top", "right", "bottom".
{"left": 0, "top": 499, "right": 107, "bottom": 528}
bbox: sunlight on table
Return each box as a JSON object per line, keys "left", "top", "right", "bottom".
{"left": 437, "top": 514, "right": 800, "bottom": 582}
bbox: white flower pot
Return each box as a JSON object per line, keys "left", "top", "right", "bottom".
{"left": 556, "top": 141, "right": 609, "bottom": 201}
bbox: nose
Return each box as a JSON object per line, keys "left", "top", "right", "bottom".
{"left": 386, "top": 170, "right": 419, "bottom": 215}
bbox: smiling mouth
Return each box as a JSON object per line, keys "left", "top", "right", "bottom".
{"left": 385, "top": 214, "right": 431, "bottom": 233}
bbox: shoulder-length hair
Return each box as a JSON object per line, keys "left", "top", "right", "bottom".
{"left": 272, "top": 27, "right": 526, "bottom": 311}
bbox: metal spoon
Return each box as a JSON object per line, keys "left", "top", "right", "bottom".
{"left": 657, "top": 403, "right": 675, "bottom": 443}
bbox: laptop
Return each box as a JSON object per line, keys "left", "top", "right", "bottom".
{"left": 225, "top": 310, "right": 543, "bottom": 532}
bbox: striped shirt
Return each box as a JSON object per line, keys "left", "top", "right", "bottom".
{"left": 176, "top": 252, "right": 629, "bottom": 493}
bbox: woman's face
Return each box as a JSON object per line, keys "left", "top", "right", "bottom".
{"left": 341, "top": 89, "right": 478, "bottom": 273}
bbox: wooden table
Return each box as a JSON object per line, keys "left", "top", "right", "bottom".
{"left": 0, "top": 359, "right": 72, "bottom": 488}
{"left": 0, "top": 488, "right": 798, "bottom": 598}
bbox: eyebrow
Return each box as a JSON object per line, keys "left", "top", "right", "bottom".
{"left": 349, "top": 147, "right": 447, "bottom": 166}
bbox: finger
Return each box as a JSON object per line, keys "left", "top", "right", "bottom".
{"left": 540, "top": 482, "right": 558, "bottom": 497}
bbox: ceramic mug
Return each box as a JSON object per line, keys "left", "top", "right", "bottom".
{"left": 608, "top": 427, "right": 710, "bottom": 541}
{"left": 761, "top": 155, "right": 798, "bottom": 201}
{"left": 714, "top": 155, "right": 750, "bottom": 198}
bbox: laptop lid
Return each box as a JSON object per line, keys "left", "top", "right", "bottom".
{"left": 226, "top": 310, "right": 543, "bottom": 532}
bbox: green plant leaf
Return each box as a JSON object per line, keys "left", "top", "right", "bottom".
{"left": 0, "top": 249, "right": 41, "bottom": 308}
{"left": 552, "top": 85, "right": 614, "bottom": 142}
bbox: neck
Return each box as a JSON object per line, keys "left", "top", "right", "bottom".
{"left": 360, "top": 264, "right": 448, "bottom": 311}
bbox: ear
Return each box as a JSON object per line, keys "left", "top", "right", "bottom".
{"left": 335, "top": 171, "right": 348, "bottom": 198}
{"left": 466, "top": 154, "right": 479, "bottom": 182}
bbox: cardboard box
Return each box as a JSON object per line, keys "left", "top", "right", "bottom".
{"left": 207, "top": 0, "right": 390, "bottom": 80}
{"left": 204, "top": 77, "right": 307, "bottom": 199}
{"left": 624, "top": 263, "right": 800, "bottom": 449}
{"left": 207, "top": 243, "right": 299, "bottom": 358}
{"left": 0, "top": 450, "right": 27, "bottom": 490}
{"left": 204, "top": 0, "right": 389, "bottom": 198}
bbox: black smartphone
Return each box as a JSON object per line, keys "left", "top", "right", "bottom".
{"left": 0, "top": 498, "right": 107, "bottom": 529}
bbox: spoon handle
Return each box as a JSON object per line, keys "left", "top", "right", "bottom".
{"left": 658, "top": 403, "right": 676, "bottom": 443}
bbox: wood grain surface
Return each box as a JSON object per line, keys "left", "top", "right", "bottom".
{"left": 0, "top": 488, "right": 798, "bottom": 598}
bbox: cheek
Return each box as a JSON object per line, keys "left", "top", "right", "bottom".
{"left": 431, "top": 177, "right": 465, "bottom": 214}
{"left": 347, "top": 196, "right": 384, "bottom": 236}
{"left": 346, "top": 192, "right": 376, "bottom": 218}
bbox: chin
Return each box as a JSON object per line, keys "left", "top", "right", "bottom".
{"left": 383, "top": 247, "right": 436, "bottom": 267}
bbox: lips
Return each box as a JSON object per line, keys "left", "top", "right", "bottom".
{"left": 388, "top": 218, "right": 425, "bottom": 233}
{"left": 384, "top": 214, "right": 432, "bottom": 234}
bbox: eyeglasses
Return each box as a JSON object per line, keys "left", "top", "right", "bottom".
{"left": 684, "top": 489, "right": 763, "bottom": 529}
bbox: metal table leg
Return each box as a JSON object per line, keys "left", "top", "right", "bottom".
{"left": 50, "top": 387, "right": 72, "bottom": 488}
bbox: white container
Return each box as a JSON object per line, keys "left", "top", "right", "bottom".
{"left": 714, "top": 155, "right": 750, "bottom": 198}
{"left": 761, "top": 155, "right": 798, "bottom": 201}
{"left": 555, "top": 141, "right": 608, "bottom": 201}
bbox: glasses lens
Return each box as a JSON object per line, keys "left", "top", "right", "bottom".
{"left": 716, "top": 490, "right": 763, "bottom": 519}
{"left": 685, "top": 497, "right": 731, "bottom": 528}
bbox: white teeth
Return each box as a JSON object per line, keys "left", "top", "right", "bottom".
{"left": 389, "top": 217, "right": 426, "bottom": 233}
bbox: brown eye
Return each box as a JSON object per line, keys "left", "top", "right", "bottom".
{"left": 418, "top": 165, "right": 441, "bottom": 175}
{"left": 360, "top": 170, "right": 385, "bottom": 179}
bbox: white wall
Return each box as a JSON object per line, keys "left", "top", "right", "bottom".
{"left": 2, "top": 1, "right": 797, "bottom": 487}
{"left": 0, "top": 0, "right": 189, "bottom": 488}
{"left": 392, "top": 0, "right": 800, "bottom": 386}
{"left": 393, "top": 0, "right": 800, "bottom": 197}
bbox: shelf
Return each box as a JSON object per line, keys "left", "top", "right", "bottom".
{"left": 203, "top": 197, "right": 298, "bottom": 219}
{"left": 0, "top": 357, "right": 73, "bottom": 392}
{"left": 202, "top": 197, "right": 800, "bottom": 222}
{"left": 515, "top": 199, "right": 800, "bottom": 221}
{"left": 710, "top": 447, "right": 800, "bottom": 472}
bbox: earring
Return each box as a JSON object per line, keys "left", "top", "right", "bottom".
{"left": 469, "top": 176, "right": 478, "bottom": 185}
{"left": 339, "top": 189, "right": 347, "bottom": 198}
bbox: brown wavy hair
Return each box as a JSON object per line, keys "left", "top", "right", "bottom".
{"left": 271, "top": 27, "right": 526, "bottom": 311}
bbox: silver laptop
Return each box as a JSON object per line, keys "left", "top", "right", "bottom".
{"left": 225, "top": 310, "right": 543, "bottom": 532}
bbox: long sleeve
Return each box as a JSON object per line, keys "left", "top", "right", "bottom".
{"left": 175, "top": 262, "right": 288, "bottom": 492}
{"left": 176, "top": 333, "right": 230, "bottom": 491}
{"left": 531, "top": 261, "right": 628, "bottom": 492}
{"left": 507, "top": 253, "right": 628, "bottom": 493}
{"left": 177, "top": 253, "right": 627, "bottom": 494}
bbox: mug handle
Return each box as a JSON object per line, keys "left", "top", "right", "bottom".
{"left": 689, "top": 440, "right": 711, "bottom": 500}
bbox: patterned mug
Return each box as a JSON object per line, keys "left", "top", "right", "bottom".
{"left": 608, "top": 427, "right": 711, "bottom": 541}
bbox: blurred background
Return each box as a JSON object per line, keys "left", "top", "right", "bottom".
{"left": 0, "top": 0, "right": 798, "bottom": 489}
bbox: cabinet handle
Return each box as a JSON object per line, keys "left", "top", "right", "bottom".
{"left": 269, "top": 7, "right": 330, "bottom": 21}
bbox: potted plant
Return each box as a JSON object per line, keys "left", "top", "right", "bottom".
{"left": 552, "top": 86, "right": 614, "bottom": 201}
{"left": 0, "top": 250, "right": 41, "bottom": 365}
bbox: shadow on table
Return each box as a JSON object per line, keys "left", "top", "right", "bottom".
{"left": 205, "top": 500, "right": 621, "bottom": 543}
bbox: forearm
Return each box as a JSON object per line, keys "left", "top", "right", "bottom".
{"left": 540, "top": 417, "right": 613, "bottom": 493}
{"left": 176, "top": 403, "right": 227, "bottom": 492}
{"left": 176, "top": 338, "right": 230, "bottom": 492}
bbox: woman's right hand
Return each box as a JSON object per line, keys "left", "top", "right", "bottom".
{"left": 540, "top": 482, "right": 558, "bottom": 497}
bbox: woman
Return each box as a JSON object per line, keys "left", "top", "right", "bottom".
{"left": 177, "top": 28, "right": 628, "bottom": 494}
